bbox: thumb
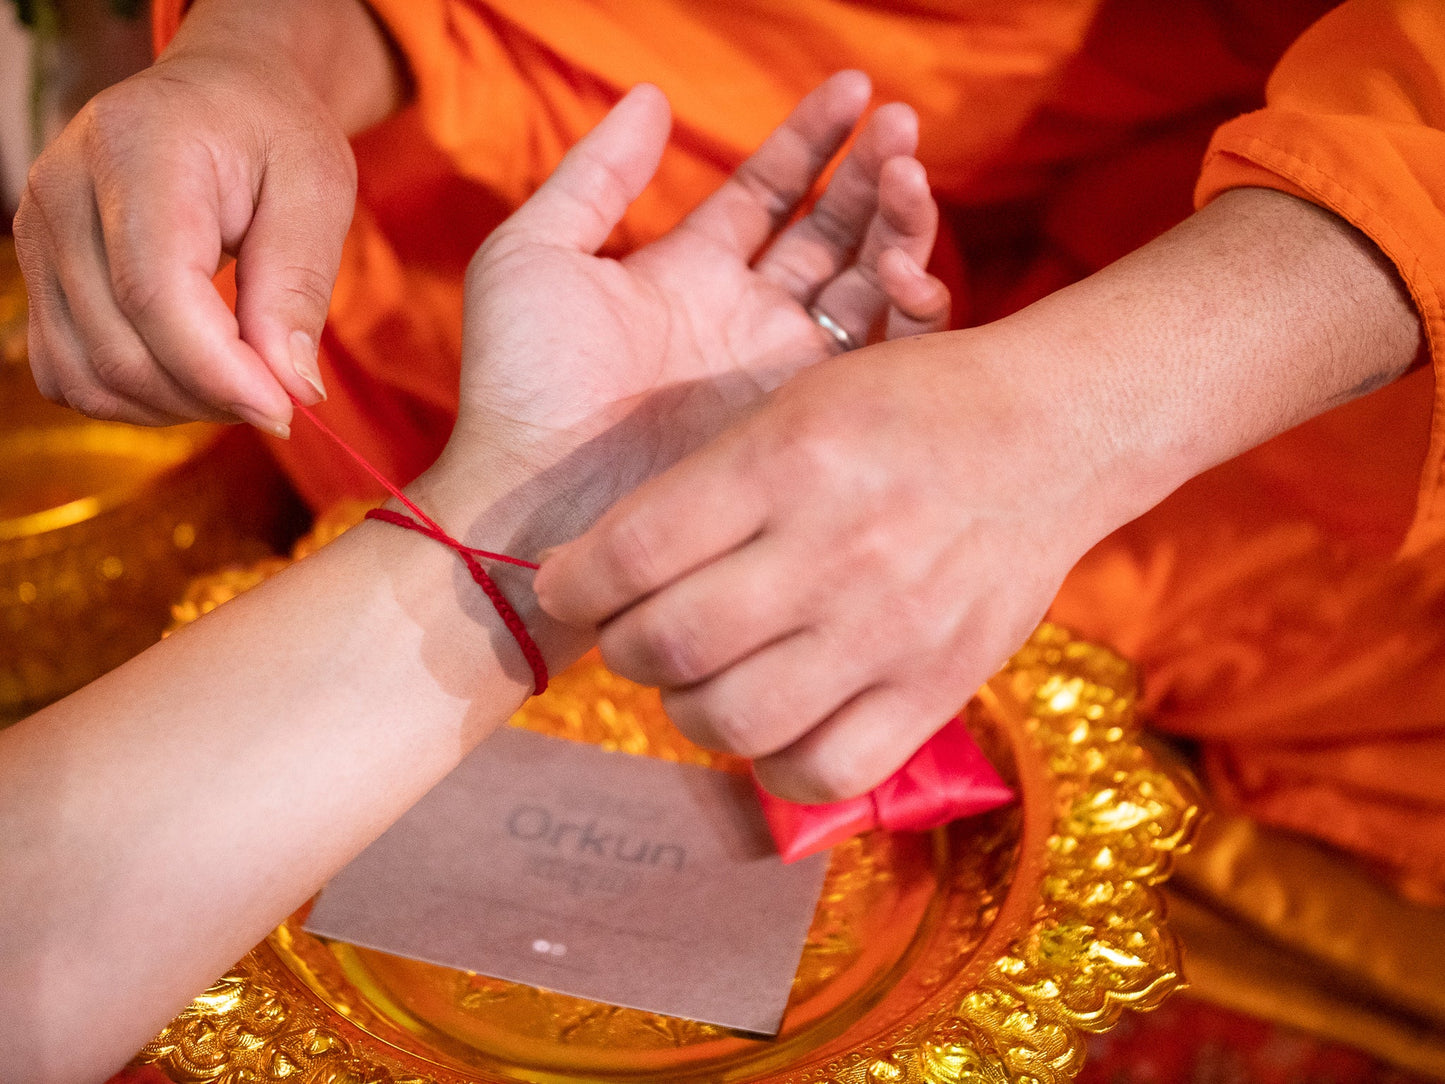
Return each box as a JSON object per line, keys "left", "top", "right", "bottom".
{"left": 494, "top": 84, "right": 672, "bottom": 254}
{"left": 233, "top": 145, "right": 356, "bottom": 404}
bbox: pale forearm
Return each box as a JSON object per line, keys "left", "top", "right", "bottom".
{"left": 0, "top": 492, "right": 559, "bottom": 1081}
{"left": 168, "top": 0, "right": 407, "bottom": 134}
{"left": 999, "top": 187, "right": 1423, "bottom": 531}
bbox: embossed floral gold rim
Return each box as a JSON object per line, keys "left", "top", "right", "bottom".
{"left": 136, "top": 595, "right": 1200, "bottom": 1084}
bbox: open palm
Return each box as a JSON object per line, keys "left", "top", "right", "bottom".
{"left": 450, "top": 75, "right": 945, "bottom": 499}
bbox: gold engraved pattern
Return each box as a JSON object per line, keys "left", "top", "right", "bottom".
{"left": 138, "top": 961, "right": 442, "bottom": 1084}
{"left": 139, "top": 512, "right": 1197, "bottom": 1084}
{"left": 809, "top": 627, "right": 1201, "bottom": 1084}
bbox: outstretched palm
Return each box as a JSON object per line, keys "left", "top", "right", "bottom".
{"left": 453, "top": 75, "right": 944, "bottom": 496}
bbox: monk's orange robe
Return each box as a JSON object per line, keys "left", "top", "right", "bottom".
{"left": 154, "top": 0, "right": 1445, "bottom": 898}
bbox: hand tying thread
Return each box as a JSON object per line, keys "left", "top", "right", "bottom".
{"left": 291, "top": 402, "right": 1015, "bottom": 859}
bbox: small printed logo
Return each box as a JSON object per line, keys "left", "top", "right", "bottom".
{"left": 531, "top": 938, "right": 567, "bottom": 956}
{"left": 506, "top": 804, "right": 687, "bottom": 871}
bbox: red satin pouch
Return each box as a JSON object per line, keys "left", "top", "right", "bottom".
{"left": 755, "top": 716, "right": 1015, "bottom": 863}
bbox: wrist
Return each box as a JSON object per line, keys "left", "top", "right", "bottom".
{"left": 168, "top": 0, "right": 406, "bottom": 134}
{"left": 995, "top": 187, "right": 1423, "bottom": 537}
{"left": 399, "top": 443, "right": 634, "bottom": 686}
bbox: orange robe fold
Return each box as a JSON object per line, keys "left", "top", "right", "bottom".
{"left": 154, "top": 0, "right": 1445, "bottom": 897}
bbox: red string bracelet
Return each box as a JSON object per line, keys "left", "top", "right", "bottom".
{"left": 292, "top": 402, "right": 549, "bottom": 695}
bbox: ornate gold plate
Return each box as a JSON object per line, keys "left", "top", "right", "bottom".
{"left": 137, "top": 620, "right": 1199, "bottom": 1084}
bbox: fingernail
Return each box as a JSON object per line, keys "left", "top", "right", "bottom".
{"left": 290, "top": 331, "right": 326, "bottom": 401}
{"left": 229, "top": 403, "right": 291, "bottom": 440}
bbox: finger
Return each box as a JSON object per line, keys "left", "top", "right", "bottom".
{"left": 754, "top": 101, "right": 918, "bottom": 299}
{"left": 658, "top": 628, "right": 873, "bottom": 760}
{"left": 753, "top": 681, "right": 960, "bottom": 803}
{"left": 15, "top": 190, "right": 216, "bottom": 424}
{"left": 233, "top": 143, "right": 356, "bottom": 406}
{"left": 534, "top": 431, "right": 769, "bottom": 629}
{"left": 808, "top": 155, "right": 940, "bottom": 347}
{"left": 25, "top": 317, "right": 63, "bottom": 404}
{"left": 27, "top": 298, "right": 186, "bottom": 426}
{"left": 25, "top": 179, "right": 238, "bottom": 422}
{"left": 14, "top": 203, "right": 76, "bottom": 406}
{"left": 676, "top": 71, "right": 871, "bottom": 259}
{"left": 91, "top": 146, "right": 294, "bottom": 435}
{"left": 596, "top": 535, "right": 806, "bottom": 688}
{"left": 880, "top": 247, "right": 951, "bottom": 337}
{"left": 490, "top": 84, "right": 672, "bottom": 254}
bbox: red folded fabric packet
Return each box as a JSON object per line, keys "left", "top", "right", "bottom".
{"left": 755, "top": 716, "right": 1015, "bottom": 862}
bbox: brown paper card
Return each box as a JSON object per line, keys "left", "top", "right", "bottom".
{"left": 304, "top": 726, "right": 830, "bottom": 1035}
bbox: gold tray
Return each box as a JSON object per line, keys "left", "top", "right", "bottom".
{"left": 136, "top": 617, "right": 1199, "bottom": 1084}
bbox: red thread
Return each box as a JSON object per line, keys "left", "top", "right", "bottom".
{"left": 293, "top": 402, "right": 548, "bottom": 695}
{"left": 363, "top": 508, "right": 549, "bottom": 695}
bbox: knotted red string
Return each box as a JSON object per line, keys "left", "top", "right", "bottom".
{"left": 362, "top": 507, "right": 549, "bottom": 695}
{"left": 293, "top": 402, "right": 548, "bottom": 695}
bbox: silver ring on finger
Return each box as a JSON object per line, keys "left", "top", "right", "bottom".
{"left": 808, "top": 305, "right": 860, "bottom": 352}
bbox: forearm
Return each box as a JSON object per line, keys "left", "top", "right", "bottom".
{"left": 0, "top": 482, "right": 569, "bottom": 1082}
{"left": 991, "top": 187, "right": 1423, "bottom": 533}
{"left": 167, "top": 0, "right": 407, "bottom": 134}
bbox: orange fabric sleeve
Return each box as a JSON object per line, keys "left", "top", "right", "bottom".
{"left": 151, "top": 0, "right": 180, "bottom": 55}
{"left": 1193, "top": 0, "right": 1445, "bottom": 555}
{"left": 328, "top": 0, "right": 1101, "bottom": 244}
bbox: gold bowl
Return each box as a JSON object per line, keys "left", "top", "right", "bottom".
{"left": 139, "top": 508, "right": 1201, "bottom": 1084}
{"left": 0, "top": 238, "right": 298, "bottom": 723}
